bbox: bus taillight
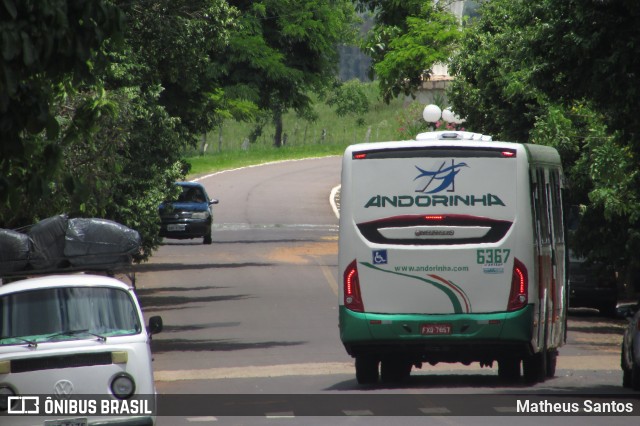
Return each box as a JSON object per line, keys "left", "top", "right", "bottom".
{"left": 344, "top": 260, "right": 364, "bottom": 312}
{"left": 507, "top": 257, "right": 528, "bottom": 311}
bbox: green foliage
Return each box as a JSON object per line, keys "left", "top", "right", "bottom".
{"left": 0, "top": 1, "right": 239, "bottom": 261}
{"left": 91, "top": 0, "right": 238, "bottom": 259}
{"left": 393, "top": 101, "right": 429, "bottom": 140}
{"left": 222, "top": 0, "right": 358, "bottom": 147}
{"left": 372, "top": 7, "right": 460, "bottom": 102}
{"left": 326, "top": 79, "right": 370, "bottom": 118}
{"left": 112, "top": 0, "right": 238, "bottom": 138}
{"left": 450, "top": 0, "right": 640, "bottom": 274}
{"left": 357, "top": 1, "right": 460, "bottom": 103}
{"left": 448, "top": 0, "right": 546, "bottom": 142}
{"left": 193, "top": 81, "right": 403, "bottom": 152}
{"left": 0, "top": 0, "right": 123, "bottom": 226}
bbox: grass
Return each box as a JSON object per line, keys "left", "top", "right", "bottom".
{"left": 185, "top": 82, "right": 412, "bottom": 176}
{"left": 186, "top": 143, "right": 347, "bottom": 176}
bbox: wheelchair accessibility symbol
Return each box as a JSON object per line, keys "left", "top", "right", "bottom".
{"left": 373, "top": 250, "right": 388, "bottom": 265}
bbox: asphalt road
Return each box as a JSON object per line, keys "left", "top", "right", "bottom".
{"left": 131, "top": 157, "right": 638, "bottom": 425}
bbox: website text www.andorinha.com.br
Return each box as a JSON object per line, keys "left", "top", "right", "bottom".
{"left": 394, "top": 265, "right": 470, "bottom": 273}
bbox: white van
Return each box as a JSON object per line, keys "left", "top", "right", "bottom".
{"left": 338, "top": 131, "right": 566, "bottom": 384}
{"left": 0, "top": 274, "right": 162, "bottom": 425}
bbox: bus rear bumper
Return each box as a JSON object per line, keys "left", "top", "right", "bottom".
{"left": 340, "top": 305, "right": 535, "bottom": 363}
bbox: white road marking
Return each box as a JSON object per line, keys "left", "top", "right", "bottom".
{"left": 320, "top": 264, "right": 339, "bottom": 296}
{"left": 265, "top": 411, "right": 295, "bottom": 419}
{"left": 186, "top": 416, "right": 219, "bottom": 422}
{"left": 419, "top": 407, "right": 451, "bottom": 414}
{"left": 330, "top": 185, "right": 341, "bottom": 219}
{"left": 494, "top": 406, "right": 518, "bottom": 413}
{"left": 343, "top": 409, "right": 374, "bottom": 416}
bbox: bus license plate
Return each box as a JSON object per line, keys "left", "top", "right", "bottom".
{"left": 421, "top": 323, "right": 452, "bottom": 335}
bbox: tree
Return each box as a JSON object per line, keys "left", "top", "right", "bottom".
{"left": 448, "top": 0, "right": 640, "bottom": 277}
{"left": 447, "top": 0, "right": 545, "bottom": 142}
{"left": 355, "top": 0, "right": 460, "bottom": 102}
{"left": 78, "top": 0, "right": 240, "bottom": 258}
{"left": 0, "top": 1, "right": 243, "bottom": 260}
{"left": 326, "top": 79, "right": 370, "bottom": 119}
{"left": 221, "top": 0, "right": 357, "bottom": 147}
{"left": 0, "top": 0, "right": 123, "bottom": 227}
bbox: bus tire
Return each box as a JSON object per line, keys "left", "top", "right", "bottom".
{"left": 632, "top": 360, "right": 640, "bottom": 391}
{"left": 355, "top": 356, "right": 379, "bottom": 385}
{"left": 523, "top": 351, "right": 547, "bottom": 384}
{"left": 498, "top": 357, "right": 521, "bottom": 381}
{"left": 381, "top": 357, "right": 412, "bottom": 384}
{"left": 546, "top": 349, "right": 558, "bottom": 378}
{"left": 622, "top": 349, "right": 632, "bottom": 388}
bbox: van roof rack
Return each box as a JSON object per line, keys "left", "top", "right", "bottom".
{"left": 415, "top": 131, "right": 492, "bottom": 142}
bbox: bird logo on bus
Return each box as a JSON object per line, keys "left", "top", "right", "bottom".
{"left": 414, "top": 160, "right": 468, "bottom": 194}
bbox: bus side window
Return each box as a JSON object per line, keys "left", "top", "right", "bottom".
{"left": 531, "top": 168, "right": 542, "bottom": 250}
{"left": 549, "top": 170, "right": 564, "bottom": 244}
{"left": 537, "top": 168, "right": 551, "bottom": 245}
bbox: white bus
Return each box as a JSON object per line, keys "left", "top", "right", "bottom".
{"left": 338, "top": 131, "right": 566, "bottom": 385}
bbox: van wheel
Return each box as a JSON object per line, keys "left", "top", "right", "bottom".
{"left": 381, "top": 357, "right": 412, "bottom": 383}
{"left": 355, "top": 356, "right": 379, "bottom": 385}
{"left": 523, "top": 351, "right": 547, "bottom": 384}
{"left": 498, "top": 357, "right": 521, "bottom": 381}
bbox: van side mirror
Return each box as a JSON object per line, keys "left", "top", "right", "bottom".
{"left": 148, "top": 316, "right": 163, "bottom": 335}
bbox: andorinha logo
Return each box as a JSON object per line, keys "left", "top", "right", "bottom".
{"left": 414, "top": 160, "right": 468, "bottom": 194}
{"left": 364, "top": 159, "right": 505, "bottom": 209}
{"left": 364, "top": 193, "right": 505, "bottom": 208}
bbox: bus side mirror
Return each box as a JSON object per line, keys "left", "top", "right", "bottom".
{"left": 148, "top": 316, "right": 163, "bottom": 335}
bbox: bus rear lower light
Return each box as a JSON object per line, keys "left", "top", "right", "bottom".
{"left": 344, "top": 260, "right": 364, "bottom": 312}
{"left": 507, "top": 257, "right": 528, "bottom": 311}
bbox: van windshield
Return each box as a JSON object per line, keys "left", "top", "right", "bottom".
{"left": 0, "top": 286, "right": 142, "bottom": 346}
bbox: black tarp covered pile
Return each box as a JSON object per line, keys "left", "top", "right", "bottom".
{"left": 28, "top": 214, "right": 68, "bottom": 270}
{"left": 64, "top": 218, "right": 140, "bottom": 267}
{"left": 0, "top": 215, "right": 140, "bottom": 275}
{"left": 0, "top": 229, "right": 31, "bottom": 275}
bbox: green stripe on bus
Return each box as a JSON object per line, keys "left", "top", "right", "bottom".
{"left": 360, "top": 262, "right": 465, "bottom": 314}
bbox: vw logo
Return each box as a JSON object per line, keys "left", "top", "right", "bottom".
{"left": 54, "top": 380, "right": 74, "bottom": 398}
